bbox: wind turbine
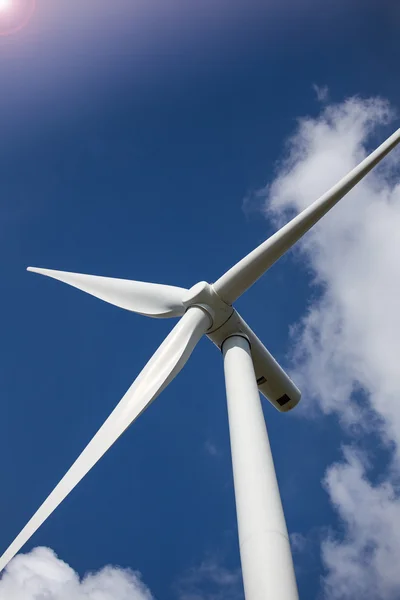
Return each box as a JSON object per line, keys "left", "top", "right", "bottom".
{"left": 1, "top": 128, "right": 399, "bottom": 600}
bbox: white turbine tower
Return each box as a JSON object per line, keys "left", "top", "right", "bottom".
{"left": 1, "top": 129, "right": 399, "bottom": 599}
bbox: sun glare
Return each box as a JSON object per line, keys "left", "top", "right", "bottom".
{"left": 0, "top": 0, "right": 36, "bottom": 35}
{"left": 0, "top": 0, "right": 12, "bottom": 11}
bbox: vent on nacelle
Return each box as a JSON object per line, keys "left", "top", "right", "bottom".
{"left": 276, "top": 394, "right": 290, "bottom": 407}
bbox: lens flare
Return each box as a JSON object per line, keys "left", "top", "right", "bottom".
{"left": 0, "top": 0, "right": 35, "bottom": 35}
{"left": 0, "top": 0, "right": 12, "bottom": 11}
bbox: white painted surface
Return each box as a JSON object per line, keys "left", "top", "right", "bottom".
{"left": 27, "top": 267, "right": 187, "bottom": 318}
{"left": 223, "top": 335, "right": 299, "bottom": 600}
{"left": 208, "top": 310, "right": 301, "bottom": 412}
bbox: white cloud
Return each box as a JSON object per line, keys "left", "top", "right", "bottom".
{"left": 262, "top": 97, "right": 400, "bottom": 598}
{"left": 322, "top": 448, "right": 400, "bottom": 600}
{"left": 0, "top": 547, "right": 154, "bottom": 600}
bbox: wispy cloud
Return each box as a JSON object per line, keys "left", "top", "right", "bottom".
{"left": 176, "top": 559, "right": 243, "bottom": 600}
{"left": 312, "top": 84, "right": 329, "bottom": 103}
{"left": 261, "top": 96, "right": 400, "bottom": 598}
{"left": 290, "top": 532, "right": 309, "bottom": 554}
{"left": 0, "top": 547, "right": 154, "bottom": 600}
{"left": 204, "top": 440, "right": 220, "bottom": 457}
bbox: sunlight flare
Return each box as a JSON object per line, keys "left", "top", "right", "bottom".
{"left": 0, "top": 0, "right": 12, "bottom": 11}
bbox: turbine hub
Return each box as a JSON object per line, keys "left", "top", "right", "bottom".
{"left": 182, "top": 281, "right": 234, "bottom": 332}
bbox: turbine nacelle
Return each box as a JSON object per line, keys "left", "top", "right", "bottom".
{"left": 207, "top": 310, "right": 301, "bottom": 412}
{"left": 182, "top": 282, "right": 300, "bottom": 410}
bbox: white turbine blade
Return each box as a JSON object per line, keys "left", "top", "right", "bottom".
{"left": 27, "top": 267, "right": 188, "bottom": 318}
{"left": 214, "top": 127, "right": 400, "bottom": 304}
{"left": 0, "top": 306, "right": 211, "bottom": 574}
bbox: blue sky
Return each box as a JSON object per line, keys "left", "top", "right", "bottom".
{"left": 1, "top": 1, "right": 400, "bottom": 599}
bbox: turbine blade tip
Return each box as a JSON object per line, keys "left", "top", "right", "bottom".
{"left": 27, "top": 267, "right": 47, "bottom": 275}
